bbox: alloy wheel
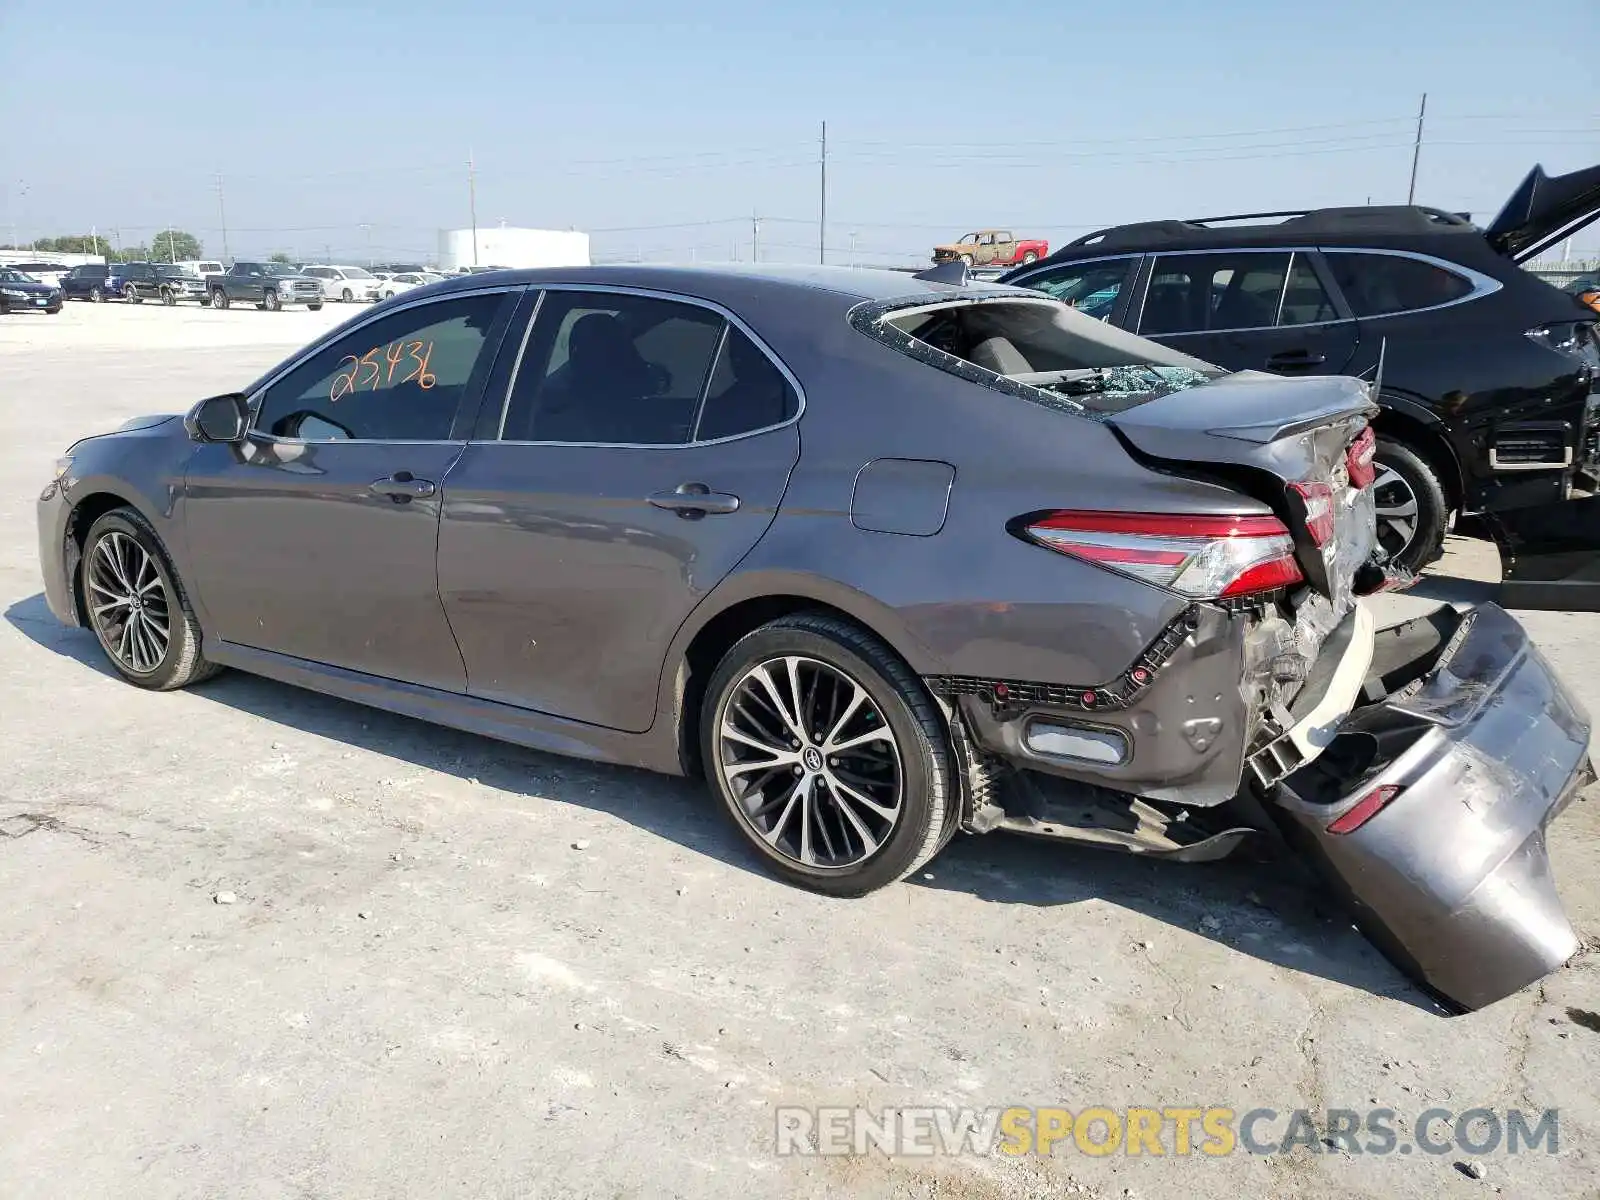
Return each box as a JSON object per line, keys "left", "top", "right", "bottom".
{"left": 1371, "top": 464, "right": 1420, "bottom": 561}
{"left": 86, "top": 532, "right": 171, "bottom": 674}
{"left": 715, "top": 655, "right": 903, "bottom": 870}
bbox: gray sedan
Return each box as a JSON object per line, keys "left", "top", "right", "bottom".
{"left": 36, "top": 264, "right": 1592, "bottom": 1012}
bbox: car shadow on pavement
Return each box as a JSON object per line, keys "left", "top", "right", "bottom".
{"left": 7, "top": 591, "right": 1441, "bottom": 1014}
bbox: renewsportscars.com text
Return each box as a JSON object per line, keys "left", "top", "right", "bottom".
{"left": 774, "top": 1105, "right": 1559, "bottom": 1158}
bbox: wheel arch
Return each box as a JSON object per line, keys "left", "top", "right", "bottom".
{"left": 662, "top": 574, "right": 938, "bottom": 778}
{"left": 61, "top": 489, "right": 147, "bottom": 626}
{"left": 1371, "top": 398, "right": 1464, "bottom": 511}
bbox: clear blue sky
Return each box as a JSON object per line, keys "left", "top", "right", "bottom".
{"left": 2, "top": 0, "right": 1596, "bottom": 265}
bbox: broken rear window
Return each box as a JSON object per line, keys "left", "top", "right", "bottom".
{"left": 850, "top": 293, "right": 1221, "bottom": 416}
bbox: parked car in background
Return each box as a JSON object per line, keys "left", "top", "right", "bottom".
{"left": 932, "top": 230, "right": 1049, "bottom": 267}
{"left": 3, "top": 260, "right": 72, "bottom": 286}
{"left": 373, "top": 271, "right": 443, "bottom": 301}
{"left": 100, "top": 264, "right": 163, "bottom": 305}
{"left": 1001, "top": 162, "right": 1600, "bottom": 572}
{"left": 153, "top": 265, "right": 208, "bottom": 305}
{"left": 0, "top": 266, "right": 62, "bottom": 313}
{"left": 204, "top": 261, "right": 324, "bottom": 310}
{"left": 34, "top": 264, "right": 1595, "bottom": 1013}
{"left": 59, "top": 263, "right": 110, "bottom": 302}
{"left": 106, "top": 262, "right": 207, "bottom": 304}
{"left": 300, "top": 264, "right": 377, "bottom": 302}
{"left": 176, "top": 260, "right": 225, "bottom": 281}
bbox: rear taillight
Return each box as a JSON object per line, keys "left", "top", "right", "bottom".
{"left": 1527, "top": 321, "right": 1600, "bottom": 369}
{"left": 1346, "top": 425, "right": 1377, "bottom": 490}
{"left": 1575, "top": 290, "right": 1600, "bottom": 317}
{"left": 1290, "top": 481, "right": 1335, "bottom": 547}
{"left": 1326, "top": 783, "right": 1402, "bottom": 834}
{"left": 1018, "top": 510, "right": 1305, "bottom": 600}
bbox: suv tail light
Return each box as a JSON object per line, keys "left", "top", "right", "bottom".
{"left": 1290, "top": 481, "right": 1335, "bottom": 546}
{"left": 1346, "top": 425, "right": 1377, "bottom": 490}
{"left": 1527, "top": 321, "right": 1600, "bottom": 368}
{"left": 1018, "top": 511, "right": 1304, "bottom": 600}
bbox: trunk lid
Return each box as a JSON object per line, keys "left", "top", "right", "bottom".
{"left": 1485, "top": 162, "right": 1600, "bottom": 262}
{"left": 1105, "top": 371, "right": 1381, "bottom": 608}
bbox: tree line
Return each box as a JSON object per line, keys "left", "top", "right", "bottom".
{"left": 0, "top": 231, "right": 299, "bottom": 265}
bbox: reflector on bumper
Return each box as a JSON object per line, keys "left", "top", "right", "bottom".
{"left": 1271, "top": 603, "right": 1592, "bottom": 1012}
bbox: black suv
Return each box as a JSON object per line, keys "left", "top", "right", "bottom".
{"left": 1002, "top": 163, "right": 1600, "bottom": 570}
{"left": 104, "top": 261, "right": 182, "bottom": 304}
{"left": 59, "top": 263, "right": 111, "bottom": 302}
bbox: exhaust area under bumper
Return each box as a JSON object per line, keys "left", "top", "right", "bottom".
{"left": 1272, "top": 602, "right": 1592, "bottom": 1012}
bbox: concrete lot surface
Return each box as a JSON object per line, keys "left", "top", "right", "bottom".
{"left": 2, "top": 302, "right": 1598, "bottom": 1199}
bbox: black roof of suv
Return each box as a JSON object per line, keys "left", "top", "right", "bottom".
{"left": 1000, "top": 162, "right": 1600, "bottom": 571}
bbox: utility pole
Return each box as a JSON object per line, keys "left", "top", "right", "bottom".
{"left": 1406, "top": 93, "right": 1427, "bottom": 205}
{"left": 168, "top": 226, "right": 177, "bottom": 262}
{"left": 819, "top": 120, "right": 828, "bottom": 265}
{"left": 90, "top": 226, "right": 99, "bottom": 257}
{"left": 467, "top": 150, "right": 479, "bottom": 268}
{"left": 752, "top": 213, "right": 761, "bottom": 263}
{"left": 215, "top": 173, "right": 229, "bottom": 263}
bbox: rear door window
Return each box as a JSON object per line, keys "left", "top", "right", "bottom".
{"left": 1323, "top": 252, "right": 1474, "bottom": 316}
{"left": 499, "top": 291, "right": 725, "bottom": 445}
{"left": 1013, "top": 258, "right": 1137, "bottom": 322}
{"left": 1140, "top": 251, "right": 1291, "bottom": 335}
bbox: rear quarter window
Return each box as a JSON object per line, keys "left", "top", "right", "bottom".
{"left": 1324, "top": 252, "right": 1474, "bottom": 316}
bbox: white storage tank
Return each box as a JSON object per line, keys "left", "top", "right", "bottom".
{"left": 439, "top": 227, "right": 590, "bottom": 272}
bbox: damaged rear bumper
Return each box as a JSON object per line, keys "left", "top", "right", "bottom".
{"left": 1272, "top": 602, "right": 1592, "bottom": 1011}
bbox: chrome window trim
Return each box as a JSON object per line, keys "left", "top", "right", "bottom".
{"left": 486, "top": 282, "right": 807, "bottom": 449}
{"left": 244, "top": 284, "right": 525, "bottom": 445}
{"left": 1119, "top": 244, "right": 1500, "bottom": 336}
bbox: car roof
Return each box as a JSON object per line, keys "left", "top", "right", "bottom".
{"left": 419, "top": 263, "right": 1031, "bottom": 307}
{"left": 1055, "top": 206, "right": 1488, "bottom": 255}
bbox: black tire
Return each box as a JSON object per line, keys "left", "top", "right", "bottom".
{"left": 160, "top": 287, "right": 176, "bottom": 306}
{"left": 1373, "top": 437, "right": 1448, "bottom": 572}
{"left": 264, "top": 289, "right": 280, "bottom": 311}
{"left": 1022, "top": 250, "right": 1039, "bottom": 263}
{"left": 123, "top": 284, "right": 141, "bottom": 304}
{"left": 340, "top": 287, "right": 353, "bottom": 302}
{"left": 700, "top": 613, "right": 958, "bottom": 897}
{"left": 0, "top": 296, "right": 8, "bottom": 315}
{"left": 959, "top": 254, "right": 974, "bottom": 267}
{"left": 210, "top": 289, "right": 229, "bottom": 310}
{"left": 79, "top": 507, "right": 220, "bottom": 691}
{"left": 90, "top": 285, "right": 104, "bottom": 303}
{"left": 308, "top": 302, "right": 323, "bottom": 311}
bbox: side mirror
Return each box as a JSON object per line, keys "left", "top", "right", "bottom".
{"left": 184, "top": 393, "right": 249, "bottom": 443}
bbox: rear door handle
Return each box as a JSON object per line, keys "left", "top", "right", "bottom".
{"left": 648, "top": 482, "right": 741, "bottom": 518}
{"left": 369, "top": 471, "right": 437, "bottom": 502}
{"left": 1265, "top": 349, "right": 1326, "bottom": 370}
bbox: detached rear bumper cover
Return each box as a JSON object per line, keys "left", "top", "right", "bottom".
{"left": 1275, "top": 603, "right": 1592, "bottom": 1011}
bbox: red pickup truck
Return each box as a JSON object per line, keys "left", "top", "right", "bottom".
{"left": 931, "top": 229, "right": 1049, "bottom": 267}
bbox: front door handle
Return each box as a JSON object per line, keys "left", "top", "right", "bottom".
{"left": 648, "top": 482, "right": 741, "bottom": 519}
{"left": 369, "top": 471, "right": 437, "bottom": 502}
{"left": 1265, "top": 349, "right": 1326, "bottom": 370}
